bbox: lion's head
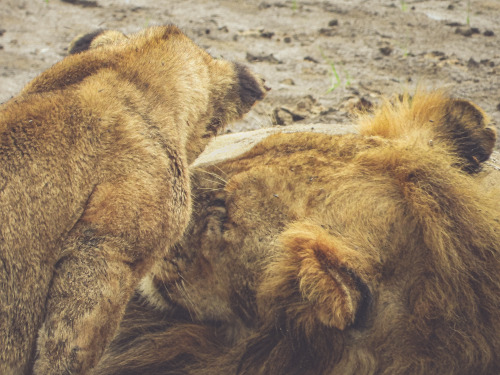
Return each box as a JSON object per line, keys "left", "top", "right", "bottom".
{"left": 94, "top": 92, "right": 500, "bottom": 375}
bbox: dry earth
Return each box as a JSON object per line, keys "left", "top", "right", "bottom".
{"left": 1, "top": 0, "right": 499, "bottom": 143}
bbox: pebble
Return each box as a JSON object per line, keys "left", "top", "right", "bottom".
{"left": 467, "top": 58, "right": 479, "bottom": 69}
{"left": 273, "top": 108, "right": 294, "bottom": 125}
{"left": 319, "top": 28, "right": 336, "bottom": 36}
{"left": 246, "top": 52, "right": 282, "bottom": 64}
{"left": 304, "top": 56, "right": 319, "bottom": 63}
{"left": 260, "top": 31, "right": 275, "bottom": 38}
{"left": 379, "top": 46, "right": 393, "bottom": 56}
{"left": 455, "top": 27, "right": 481, "bottom": 37}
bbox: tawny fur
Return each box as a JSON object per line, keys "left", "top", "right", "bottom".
{"left": 92, "top": 92, "right": 499, "bottom": 375}
{"left": 0, "top": 25, "right": 266, "bottom": 375}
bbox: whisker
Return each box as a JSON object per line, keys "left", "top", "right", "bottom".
{"left": 194, "top": 168, "right": 228, "bottom": 185}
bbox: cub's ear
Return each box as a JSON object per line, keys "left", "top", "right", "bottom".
{"left": 233, "top": 63, "right": 270, "bottom": 115}
{"left": 68, "top": 29, "right": 127, "bottom": 55}
{"left": 199, "top": 61, "right": 268, "bottom": 143}
{"left": 259, "top": 222, "right": 372, "bottom": 331}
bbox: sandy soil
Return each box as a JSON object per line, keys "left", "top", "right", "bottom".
{"left": 1, "top": 0, "right": 499, "bottom": 144}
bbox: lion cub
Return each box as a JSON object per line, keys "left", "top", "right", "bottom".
{"left": 0, "top": 25, "right": 267, "bottom": 375}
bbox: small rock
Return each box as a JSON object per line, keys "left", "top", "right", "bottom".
{"left": 343, "top": 97, "right": 373, "bottom": 114}
{"left": 497, "top": 103, "right": 500, "bottom": 111}
{"left": 467, "top": 58, "right": 479, "bottom": 69}
{"left": 447, "top": 4, "right": 455, "bottom": 10}
{"left": 455, "top": 27, "right": 480, "bottom": 37}
{"left": 280, "top": 78, "right": 295, "bottom": 85}
{"left": 483, "top": 30, "right": 495, "bottom": 37}
{"left": 273, "top": 108, "right": 295, "bottom": 125}
{"left": 379, "top": 46, "right": 393, "bottom": 56}
{"left": 283, "top": 36, "right": 292, "bottom": 43}
{"left": 273, "top": 97, "right": 320, "bottom": 126}
{"left": 295, "top": 95, "right": 316, "bottom": 112}
{"left": 319, "top": 28, "right": 335, "bottom": 36}
{"left": 429, "top": 51, "right": 447, "bottom": 60}
{"left": 304, "top": 56, "right": 319, "bottom": 63}
{"left": 61, "top": 0, "right": 99, "bottom": 7}
{"left": 455, "top": 27, "right": 473, "bottom": 37}
{"left": 0, "top": 29, "right": 5, "bottom": 37}
{"left": 328, "top": 19, "right": 339, "bottom": 27}
{"left": 260, "top": 30, "right": 275, "bottom": 38}
{"left": 246, "top": 52, "right": 282, "bottom": 64}
{"left": 480, "top": 59, "right": 495, "bottom": 67}
{"left": 319, "top": 107, "right": 338, "bottom": 116}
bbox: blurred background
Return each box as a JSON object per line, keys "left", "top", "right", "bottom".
{"left": 1, "top": 0, "right": 498, "bottom": 143}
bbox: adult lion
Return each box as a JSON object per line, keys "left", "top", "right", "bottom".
{"left": 93, "top": 92, "right": 500, "bottom": 375}
{"left": 0, "top": 26, "right": 267, "bottom": 375}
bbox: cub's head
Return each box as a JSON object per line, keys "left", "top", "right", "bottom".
{"left": 68, "top": 26, "right": 269, "bottom": 162}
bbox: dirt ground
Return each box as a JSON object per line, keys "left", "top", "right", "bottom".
{"left": 1, "top": 0, "right": 499, "bottom": 145}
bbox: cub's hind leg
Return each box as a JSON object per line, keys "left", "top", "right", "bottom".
{"left": 33, "top": 226, "right": 137, "bottom": 375}
{"left": 33, "top": 165, "right": 190, "bottom": 374}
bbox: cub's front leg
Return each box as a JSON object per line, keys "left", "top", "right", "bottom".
{"left": 33, "top": 160, "right": 190, "bottom": 374}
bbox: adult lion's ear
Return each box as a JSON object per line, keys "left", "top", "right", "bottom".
{"left": 259, "top": 222, "right": 373, "bottom": 331}
{"left": 358, "top": 91, "right": 496, "bottom": 173}
{"left": 238, "top": 223, "right": 375, "bottom": 374}
{"left": 440, "top": 98, "right": 496, "bottom": 172}
{"left": 68, "top": 29, "right": 127, "bottom": 55}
